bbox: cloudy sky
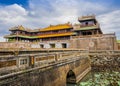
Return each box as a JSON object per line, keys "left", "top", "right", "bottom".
{"left": 0, "top": 0, "right": 120, "bottom": 41}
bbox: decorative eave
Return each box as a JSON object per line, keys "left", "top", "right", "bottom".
{"left": 4, "top": 35, "right": 38, "bottom": 39}
{"left": 4, "top": 32, "right": 76, "bottom": 39}
{"left": 9, "top": 25, "right": 25, "bottom": 31}
{"left": 38, "top": 32, "right": 76, "bottom": 38}
{"left": 9, "top": 23, "right": 72, "bottom": 32}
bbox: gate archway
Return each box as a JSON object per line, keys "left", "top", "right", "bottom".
{"left": 66, "top": 70, "right": 76, "bottom": 84}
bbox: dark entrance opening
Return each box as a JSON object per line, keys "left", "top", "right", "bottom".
{"left": 50, "top": 44, "right": 55, "bottom": 48}
{"left": 66, "top": 70, "right": 76, "bottom": 85}
{"left": 40, "top": 44, "right": 44, "bottom": 48}
{"left": 87, "top": 32, "right": 92, "bottom": 35}
{"left": 62, "top": 43, "right": 67, "bottom": 48}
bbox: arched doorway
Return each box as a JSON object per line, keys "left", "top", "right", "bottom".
{"left": 66, "top": 70, "right": 76, "bottom": 84}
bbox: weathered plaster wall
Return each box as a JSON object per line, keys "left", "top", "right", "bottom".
{"left": 70, "top": 34, "right": 118, "bottom": 50}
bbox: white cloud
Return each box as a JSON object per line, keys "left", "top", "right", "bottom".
{"left": 0, "top": 4, "right": 27, "bottom": 24}
{"left": 97, "top": 10, "right": 120, "bottom": 39}
{"left": 0, "top": 4, "right": 29, "bottom": 41}
{"left": 0, "top": 36, "right": 6, "bottom": 42}
{"left": 0, "top": 0, "right": 120, "bottom": 42}
{"left": 28, "top": 0, "right": 110, "bottom": 26}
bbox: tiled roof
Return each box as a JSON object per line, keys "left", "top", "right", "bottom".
{"left": 9, "top": 25, "right": 25, "bottom": 31}
{"left": 40, "top": 23, "right": 72, "bottom": 32}
{"left": 9, "top": 25, "right": 40, "bottom": 32}
{"left": 9, "top": 23, "right": 72, "bottom": 32}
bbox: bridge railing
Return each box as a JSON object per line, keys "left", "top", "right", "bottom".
{"left": 0, "top": 51, "right": 89, "bottom": 75}
{"left": 0, "top": 49, "right": 120, "bottom": 76}
{"left": 0, "top": 51, "right": 89, "bottom": 81}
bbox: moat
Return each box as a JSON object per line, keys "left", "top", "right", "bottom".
{"left": 67, "top": 71, "right": 120, "bottom": 86}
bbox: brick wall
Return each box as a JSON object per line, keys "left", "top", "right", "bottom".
{"left": 118, "top": 43, "right": 120, "bottom": 50}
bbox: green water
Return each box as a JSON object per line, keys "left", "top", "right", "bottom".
{"left": 67, "top": 71, "right": 120, "bottom": 86}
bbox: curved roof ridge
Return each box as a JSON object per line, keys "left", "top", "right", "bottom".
{"left": 40, "top": 22, "right": 72, "bottom": 32}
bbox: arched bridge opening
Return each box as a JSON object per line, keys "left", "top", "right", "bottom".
{"left": 66, "top": 70, "right": 76, "bottom": 85}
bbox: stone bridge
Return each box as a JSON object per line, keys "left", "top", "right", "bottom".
{"left": 0, "top": 49, "right": 120, "bottom": 86}
{"left": 0, "top": 50, "right": 91, "bottom": 86}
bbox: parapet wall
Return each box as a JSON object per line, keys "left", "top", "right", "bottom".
{"left": 0, "top": 34, "right": 118, "bottom": 50}
{"left": 0, "top": 42, "right": 40, "bottom": 49}
{"left": 70, "top": 34, "right": 118, "bottom": 50}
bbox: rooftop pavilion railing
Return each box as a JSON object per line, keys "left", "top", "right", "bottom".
{"left": 80, "top": 23, "right": 100, "bottom": 28}
{"left": 72, "top": 33, "right": 115, "bottom": 39}
{"left": 78, "top": 15, "right": 95, "bottom": 20}
{"left": 9, "top": 31, "right": 73, "bottom": 37}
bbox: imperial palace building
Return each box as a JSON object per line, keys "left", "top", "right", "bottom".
{"left": 4, "top": 15, "right": 119, "bottom": 50}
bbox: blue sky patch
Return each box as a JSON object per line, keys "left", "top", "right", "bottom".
{"left": 0, "top": 0, "right": 28, "bottom": 7}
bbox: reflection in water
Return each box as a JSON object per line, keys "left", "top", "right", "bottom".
{"left": 67, "top": 71, "right": 120, "bottom": 86}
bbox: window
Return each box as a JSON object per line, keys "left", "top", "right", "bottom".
{"left": 20, "top": 59, "right": 27, "bottom": 65}
{"left": 62, "top": 43, "right": 67, "bottom": 48}
{"left": 50, "top": 44, "right": 55, "bottom": 48}
{"left": 40, "top": 44, "right": 44, "bottom": 48}
{"left": 85, "top": 22, "right": 88, "bottom": 25}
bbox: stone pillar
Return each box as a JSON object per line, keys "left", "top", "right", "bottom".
{"left": 56, "top": 43, "right": 62, "bottom": 48}
{"left": 44, "top": 43, "right": 50, "bottom": 48}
